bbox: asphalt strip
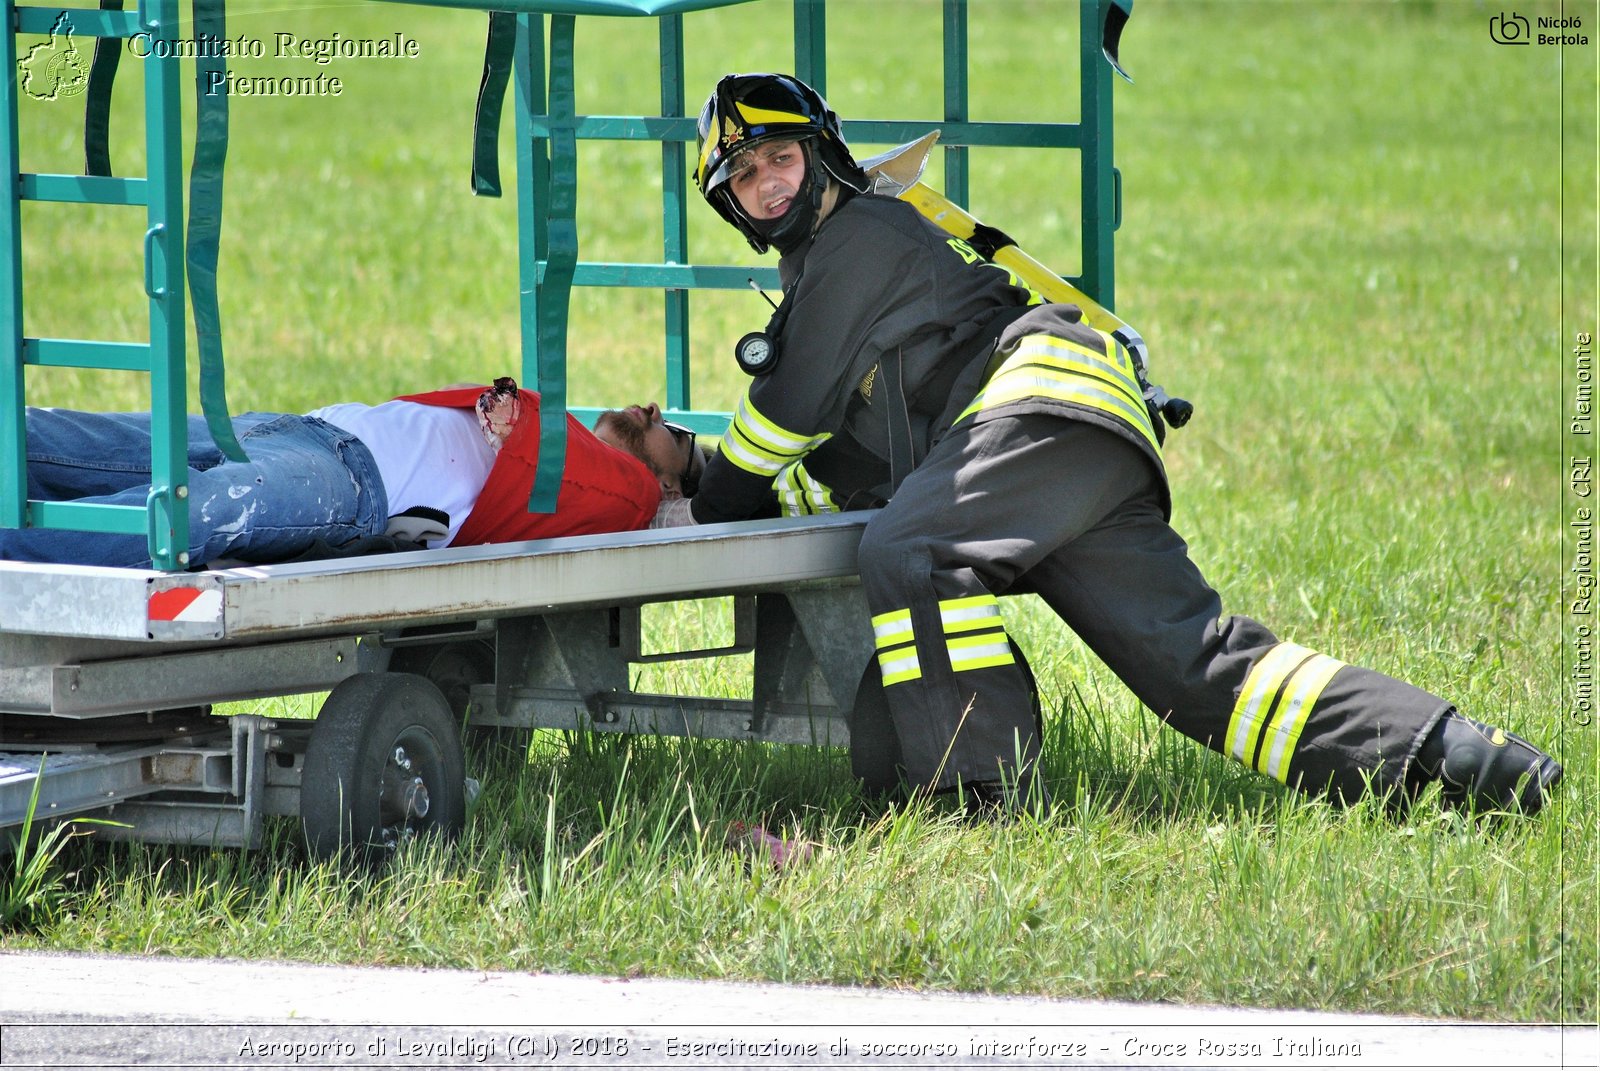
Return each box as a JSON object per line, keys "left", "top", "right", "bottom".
{"left": 0, "top": 950, "right": 1594, "bottom": 1070}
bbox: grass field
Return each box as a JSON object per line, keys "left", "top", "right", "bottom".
{"left": 3, "top": 0, "right": 1596, "bottom": 1024}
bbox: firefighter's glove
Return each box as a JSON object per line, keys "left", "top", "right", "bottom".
{"left": 650, "top": 496, "right": 698, "bottom": 529}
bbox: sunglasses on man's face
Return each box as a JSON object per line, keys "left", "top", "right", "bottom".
{"left": 663, "top": 421, "right": 701, "bottom": 496}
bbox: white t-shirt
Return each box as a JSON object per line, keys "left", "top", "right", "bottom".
{"left": 307, "top": 400, "right": 495, "bottom": 547}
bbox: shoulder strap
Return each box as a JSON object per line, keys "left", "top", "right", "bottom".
{"left": 83, "top": 0, "right": 122, "bottom": 177}
{"left": 188, "top": 0, "right": 245, "bottom": 461}
{"left": 471, "top": 12, "right": 518, "bottom": 197}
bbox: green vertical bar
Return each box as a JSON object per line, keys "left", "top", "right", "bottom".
{"left": 1079, "top": 0, "right": 1116, "bottom": 309}
{"left": 660, "top": 14, "right": 689, "bottom": 411}
{"left": 942, "top": 0, "right": 969, "bottom": 209}
{"left": 512, "top": 14, "right": 559, "bottom": 510}
{"left": 144, "top": 0, "right": 189, "bottom": 568}
{"left": 793, "top": 0, "right": 824, "bottom": 95}
{"left": 514, "top": 10, "right": 547, "bottom": 394}
{"left": 523, "top": 13, "right": 576, "bottom": 514}
{"left": 0, "top": 1, "right": 25, "bottom": 529}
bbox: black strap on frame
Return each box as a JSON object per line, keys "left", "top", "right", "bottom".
{"left": 471, "top": 11, "right": 518, "bottom": 197}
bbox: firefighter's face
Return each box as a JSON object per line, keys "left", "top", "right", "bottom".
{"left": 727, "top": 139, "right": 808, "bottom": 221}
{"left": 594, "top": 403, "right": 705, "bottom": 498}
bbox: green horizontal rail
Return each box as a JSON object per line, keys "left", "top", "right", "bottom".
{"left": 524, "top": 115, "right": 1079, "bottom": 150}
{"left": 565, "top": 261, "right": 1089, "bottom": 294}
{"left": 566, "top": 263, "right": 780, "bottom": 289}
{"left": 569, "top": 405, "right": 729, "bottom": 432}
{"left": 20, "top": 174, "right": 149, "bottom": 206}
{"left": 14, "top": 6, "right": 143, "bottom": 37}
{"left": 23, "top": 338, "right": 152, "bottom": 371}
{"left": 844, "top": 120, "right": 1080, "bottom": 149}
{"left": 29, "top": 500, "right": 150, "bottom": 535}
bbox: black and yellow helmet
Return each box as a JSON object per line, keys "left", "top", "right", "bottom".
{"left": 695, "top": 73, "right": 866, "bottom": 253}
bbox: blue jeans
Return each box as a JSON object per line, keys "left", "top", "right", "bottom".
{"left": 3, "top": 409, "right": 387, "bottom": 568}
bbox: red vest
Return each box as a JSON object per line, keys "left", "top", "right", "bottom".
{"left": 395, "top": 387, "right": 659, "bottom": 546}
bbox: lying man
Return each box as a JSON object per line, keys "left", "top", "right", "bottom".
{"left": 3, "top": 378, "right": 704, "bottom": 569}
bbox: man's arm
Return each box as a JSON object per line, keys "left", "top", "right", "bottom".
{"left": 687, "top": 203, "right": 930, "bottom": 525}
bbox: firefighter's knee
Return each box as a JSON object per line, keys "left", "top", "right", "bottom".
{"left": 858, "top": 511, "right": 928, "bottom": 596}
{"left": 856, "top": 515, "right": 895, "bottom": 575}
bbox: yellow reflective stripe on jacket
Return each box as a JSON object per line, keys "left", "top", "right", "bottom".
{"left": 959, "top": 331, "right": 1159, "bottom": 455}
{"left": 965, "top": 334, "right": 1147, "bottom": 426}
{"left": 1258, "top": 654, "right": 1344, "bottom": 782}
{"left": 775, "top": 460, "right": 837, "bottom": 516}
{"left": 1227, "top": 642, "right": 1348, "bottom": 783}
{"left": 718, "top": 393, "right": 831, "bottom": 478}
{"left": 1018, "top": 335, "right": 1146, "bottom": 411}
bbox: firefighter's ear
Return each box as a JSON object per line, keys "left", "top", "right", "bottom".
{"left": 659, "top": 479, "right": 683, "bottom": 500}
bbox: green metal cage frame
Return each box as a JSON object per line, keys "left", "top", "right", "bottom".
{"left": 2, "top": 0, "right": 195, "bottom": 568}
{"left": 0, "top": 0, "right": 1129, "bottom": 569}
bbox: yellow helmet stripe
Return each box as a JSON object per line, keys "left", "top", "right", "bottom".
{"left": 695, "top": 133, "right": 717, "bottom": 186}
{"left": 734, "top": 102, "right": 813, "bottom": 127}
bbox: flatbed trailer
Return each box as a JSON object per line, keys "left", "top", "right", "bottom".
{"left": 1, "top": 0, "right": 1138, "bottom": 857}
{"left": 2, "top": 515, "right": 875, "bottom": 852}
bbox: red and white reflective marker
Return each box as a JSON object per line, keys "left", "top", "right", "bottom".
{"left": 147, "top": 587, "right": 223, "bottom": 624}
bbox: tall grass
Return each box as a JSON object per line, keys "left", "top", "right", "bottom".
{"left": 13, "top": 719, "right": 1586, "bottom": 1020}
{"left": 2, "top": 0, "right": 1593, "bottom": 1023}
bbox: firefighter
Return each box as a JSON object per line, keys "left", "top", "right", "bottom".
{"left": 656, "top": 71, "right": 1561, "bottom": 816}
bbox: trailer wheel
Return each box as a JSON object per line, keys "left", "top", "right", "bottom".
{"left": 301, "top": 672, "right": 466, "bottom": 863}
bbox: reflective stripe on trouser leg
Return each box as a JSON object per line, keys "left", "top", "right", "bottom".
{"left": 871, "top": 607, "right": 921, "bottom": 687}
{"left": 859, "top": 552, "right": 1039, "bottom": 789}
{"left": 940, "top": 593, "right": 1015, "bottom": 674}
{"left": 1226, "top": 642, "right": 1347, "bottom": 784}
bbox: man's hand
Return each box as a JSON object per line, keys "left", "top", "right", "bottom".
{"left": 651, "top": 496, "right": 697, "bottom": 529}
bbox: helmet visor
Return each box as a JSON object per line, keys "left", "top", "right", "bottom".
{"left": 701, "top": 132, "right": 814, "bottom": 200}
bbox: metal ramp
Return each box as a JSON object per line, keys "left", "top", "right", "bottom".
{"left": 1, "top": 0, "right": 1134, "bottom": 855}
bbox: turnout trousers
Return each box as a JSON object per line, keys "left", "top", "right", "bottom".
{"left": 855, "top": 414, "right": 1453, "bottom": 802}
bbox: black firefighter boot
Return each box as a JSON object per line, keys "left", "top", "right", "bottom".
{"left": 1413, "top": 711, "right": 1563, "bottom": 815}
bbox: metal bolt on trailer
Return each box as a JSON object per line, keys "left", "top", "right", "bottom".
{"left": 0, "top": 0, "right": 1134, "bottom": 859}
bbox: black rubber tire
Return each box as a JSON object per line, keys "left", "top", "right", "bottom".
{"left": 300, "top": 672, "right": 466, "bottom": 863}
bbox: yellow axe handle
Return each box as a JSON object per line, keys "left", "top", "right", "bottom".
{"left": 895, "top": 181, "right": 1132, "bottom": 343}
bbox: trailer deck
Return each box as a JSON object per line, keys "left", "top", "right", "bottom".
{"left": 2, "top": 515, "right": 878, "bottom": 848}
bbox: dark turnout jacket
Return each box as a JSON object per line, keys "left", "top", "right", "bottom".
{"left": 691, "top": 192, "right": 1166, "bottom": 523}
{"left": 690, "top": 193, "right": 1035, "bottom": 524}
